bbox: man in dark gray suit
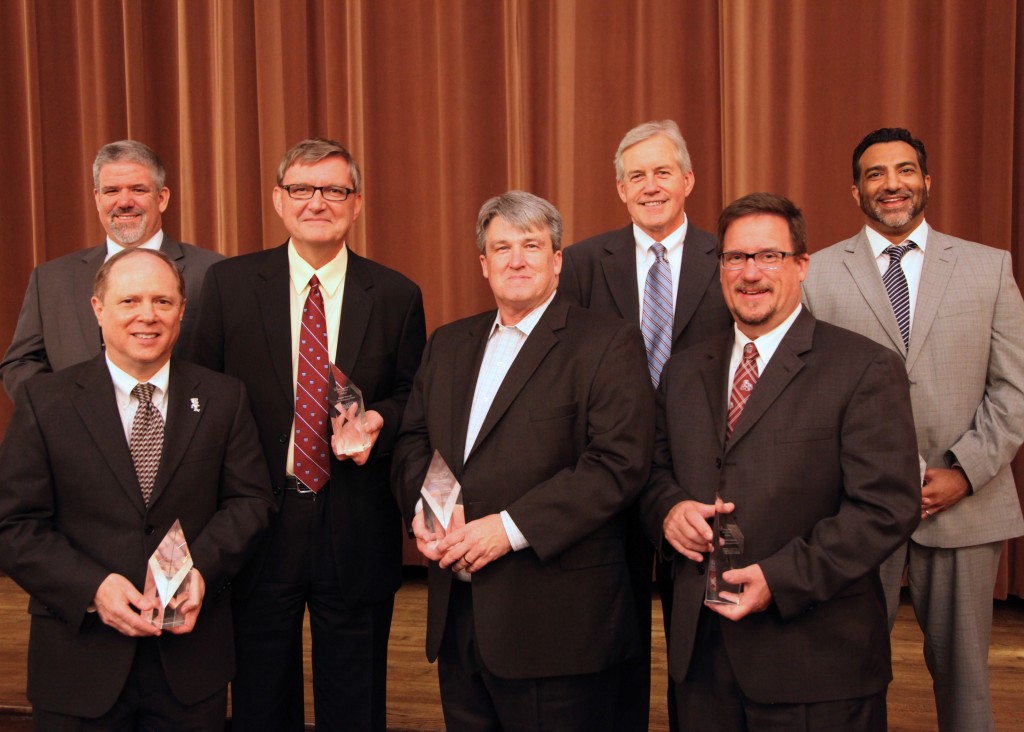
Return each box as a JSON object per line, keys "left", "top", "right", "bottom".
{"left": 559, "top": 120, "right": 732, "bottom": 730}
{"left": 1, "top": 139, "right": 222, "bottom": 400}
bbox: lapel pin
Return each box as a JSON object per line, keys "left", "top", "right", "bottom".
{"left": 190, "top": 397, "right": 201, "bottom": 413}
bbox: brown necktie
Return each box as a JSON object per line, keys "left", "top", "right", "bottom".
{"left": 726, "top": 342, "right": 759, "bottom": 439}
{"left": 130, "top": 382, "right": 164, "bottom": 505}
{"left": 293, "top": 276, "right": 331, "bottom": 491}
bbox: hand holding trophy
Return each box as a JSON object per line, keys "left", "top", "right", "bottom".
{"left": 142, "top": 519, "right": 194, "bottom": 627}
{"left": 328, "top": 364, "right": 373, "bottom": 457}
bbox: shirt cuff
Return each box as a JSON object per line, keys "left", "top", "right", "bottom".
{"left": 500, "top": 510, "right": 529, "bottom": 551}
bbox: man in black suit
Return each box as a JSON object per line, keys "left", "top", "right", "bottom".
{"left": 189, "top": 138, "right": 426, "bottom": 731}
{"left": 641, "top": 193, "right": 920, "bottom": 731}
{"left": 393, "top": 191, "right": 654, "bottom": 732}
{"left": 559, "top": 119, "right": 732, "bottom": 729}
{"left": 1, "top": 139, "right": 222, "bottom": 400}
{"left": 0, "top": 247, "right": 275, "bottom": 729}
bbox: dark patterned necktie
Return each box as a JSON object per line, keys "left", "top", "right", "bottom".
{"left": 727, "top": 342, "right": 759, "bottom": 439}
{"left": 130, "top": 382, "right": 164, "bottom": 505}
{"left": 641, "top": 242, "right": 673, "bottom": 387}
{"left": 293, "top": 275, "right": 331, "bottom": 491}
{"left": 882, "top": 241, "right": 917, "bottom": 348}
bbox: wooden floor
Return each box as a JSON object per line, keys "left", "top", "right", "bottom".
{"left": 1, "top": 570, "right": 1022, "bottom": 730}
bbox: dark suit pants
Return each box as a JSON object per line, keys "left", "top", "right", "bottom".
{"left": 438, "top": 580, "right": 618, "bottom": 732}
{"left": 32, "top": 639, "right": 227, "bottom": 731}
{"left": 675, "top": 608, "right": 887, "bottom": 732}
{"left": 230, "top": 487, "right": 393, "bottom": 732}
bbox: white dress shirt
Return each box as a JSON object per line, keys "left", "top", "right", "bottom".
{"left": 107, "top": 356, "right": 171, "bottom": 442}
{"left": 864, "top": 220, "right": 929, "bottom": 331}
{"left": 106, "top": 230, "right": 164, "bottom": 259}
{"left": 633, "top": 215, "right": 688, "bottom": 315}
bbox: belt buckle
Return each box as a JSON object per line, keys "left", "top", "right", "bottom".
{"left": 286, "top": 476, "right": 317, "bottom": 494}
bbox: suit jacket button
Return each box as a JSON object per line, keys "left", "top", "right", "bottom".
{"left": 715, "top": 458, "right": 722, "bottom": 469}
{"left": 144, "top": 524, "right": 155, "bottom": 535}
{"left": 696, "top": 562, "right": 706, "bottom": 575}
{"left": 279, "top": 434, "right": 288, "bottom": 444}
{"left": 272, "top": 486, "right": 283, "bottom": 496}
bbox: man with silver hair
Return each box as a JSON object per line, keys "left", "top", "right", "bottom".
{"left": 559, "top": 120, "right": 732, "bottom": 729}
{"left": 1, "top": 139, "right": 222, "bottom": 400}
{"left": 394, "top": 190, "right": 654, "bottom": 732}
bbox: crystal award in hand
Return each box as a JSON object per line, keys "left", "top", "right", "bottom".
{"left": 143, "top": 519, "right": 194, "bottom": 627}
{"left": 420, "top": 450, "right": 462, "bottom": 536}
{"left": 328, "top": 363, "right": 373, "bottom": 456}
{"left": 705, "top": 503, "right": 745, "bottom": 605}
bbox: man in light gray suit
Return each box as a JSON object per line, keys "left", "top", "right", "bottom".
{"left": 0, "top": 140, "right": 222, "bottom": 400}
{"left": 803, "top": 127, "right": 1024, "bottom": 731}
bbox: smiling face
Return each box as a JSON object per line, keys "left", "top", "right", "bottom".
{"left": 479, "top": 216, "right": 562, "bottom": 326}
{"left": 93, "top": 162, "right": 170, "bottom": 246}
{"left": 273, "top": 157, "right": 363, "bottom": 266}
{"left": 616, "top": 134, "right": 694, "bottom": 240}
{"left": 720, "top": 214, "right": 808, "bottom": 339}
{"left": 91, "top": 251, "right": 184, "bottom": 381}
{"left": 853, "top": 141, "right": 931, "bottom": 243}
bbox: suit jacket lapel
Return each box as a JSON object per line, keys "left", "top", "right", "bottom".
{"left": 906, "top": 231, "right": 955, "bottom": 372}
{"left": 673, "top": 228, "right": 718, "bottom": 343}
{"left": 74, "top": 245, "right": 106, "bottom": 355}
{"left": 697, "top": 332, "right": 732, "bottom": 453}
{"left": 336, "top": 251, "right": 373, "bottom": 377}
{"left": 451, "top": 313, "right": 492, "bottom": 469}
{"left": 465, "top": 298, "right": 566, "bottom": 460}
{"left": 71, "top": 357, "right": 148, "bottom": 516}
{"left": 725, "top": 310, "right": 812, "bottom": 450}
{"left": 148, "top": 362, "right": 204, "bottom": 507}
{"left": 600, "top": 227, "right": 640, "bottom": 322}
{"left": 843, "top": 231, "right": 906, "bottom": 355}
{"left": 256, "top": 245, "right": 295, "bottom": 404}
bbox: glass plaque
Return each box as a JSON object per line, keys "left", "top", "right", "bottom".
{"left": 420, "top": 450, "right": 463, "bottom": 535}
{"left": 328, "top": 364, "right": 373, "bottom": 456}
{"left": 143, "top": 519, "right": 194, "bottom": 627}
{"left": 705, "top": 504, "right": 744, "bottom": 605}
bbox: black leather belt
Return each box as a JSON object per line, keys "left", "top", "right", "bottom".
{"left": 284, "top": 476, "right": 325, "bottom": 494}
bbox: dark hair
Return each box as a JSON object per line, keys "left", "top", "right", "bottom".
{"left": 852, "top": 128, "right": 928, "bottom": 182}
{"left": 94, "top": 248, "right": 185, "bottom": 301}
{"left": 717, "top": 192, "right": 807, "bottom": 255}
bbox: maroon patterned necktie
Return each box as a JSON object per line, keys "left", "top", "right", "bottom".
{"left": 726, "top": 342, "right": 759, "bottom": 439}
{"left": 130, "top": 382, "right": 164, "bottom": 505}
{"left": 293, "top": 275, "right": 331, "bottom": 491}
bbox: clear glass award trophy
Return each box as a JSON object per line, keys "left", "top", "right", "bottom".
{"left": 328, "top": 363, "right": 373, "bottom": 456}
{"left": 143, "top": 519, "right": 194, "bottom": 627}
{"left": 705, "top": 499, "right": 744, "bottom": 605}
{"left": 420, "top": 450, "right": 462, "bottom": 537}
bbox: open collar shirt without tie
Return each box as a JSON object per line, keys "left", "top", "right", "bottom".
{"left": 633, "top": 217, "right": 687, "bottom": 314}
{"left": 106, "top": 230, "right": 164, "bottom": 259}
{"left": 464, "top": 290, "right": 557, "bottom": 552}
{"left": 285, "top": 241, "right": 347, "bottom": 477}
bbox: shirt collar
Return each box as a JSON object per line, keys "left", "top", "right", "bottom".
{"left": 106, "top": 355, "right": 171, "bottom": 410}
{"left": 864, "top": 220, "right": 929, "bottom": 259}
{"left": 288, "top": 240, "right": 349, "bottom": 298}
{"left": 633, "top": 214, "right": 688, "bottom": 256}
{"left": 106, "top": 230, "right": 164, "bottom": 259}
{"left": 490, "top": 290, "right": 557, "bottom": 338}
{"left": 732, "top": 303, "right": 803, "bottom": 365}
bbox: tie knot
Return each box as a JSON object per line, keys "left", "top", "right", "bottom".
{"left": 652, "top": 242, "right": 667, "bottom": 261}
{"left": 132, "top": 382, "right": 155, "bottom": 404}
{"left": 742, "top": 342, "right": 758, "bottom": 361}
{"left": 309, "top": 275, "right": 322, "bottom": 291}
{"left": 885, "top": 241, "right": 917, "bottom": 264}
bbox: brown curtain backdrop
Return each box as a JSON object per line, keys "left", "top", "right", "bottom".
{"left": 1, "top": 0, "right": 1022, "bottom": 596}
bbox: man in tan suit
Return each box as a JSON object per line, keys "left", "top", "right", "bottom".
{"left": 803, "top": 127, "right": 1024, "bottom": 731}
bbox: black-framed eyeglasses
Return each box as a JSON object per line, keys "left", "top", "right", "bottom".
{"left": 719, "top": 251, "right": 799, "bottom": 270}
{"left": 280, "top": 184, "right": 356, "bottom": 202}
